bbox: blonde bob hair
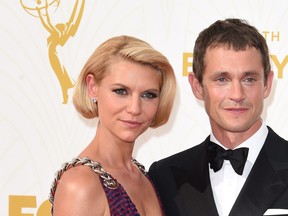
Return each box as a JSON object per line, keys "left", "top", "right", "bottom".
{"left": 73, "top": 35, "right": 176, "bottom": 128}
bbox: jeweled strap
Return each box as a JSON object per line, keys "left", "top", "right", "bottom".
{"left": 49, "top": 157, "right": 118, "bottom": 204}
{"left": 131, "top": 157, "right": 148, "bottom": 176}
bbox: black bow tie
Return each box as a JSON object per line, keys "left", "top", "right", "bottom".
{"left": 207, "top": 142, "right": 249, "bottom": 175}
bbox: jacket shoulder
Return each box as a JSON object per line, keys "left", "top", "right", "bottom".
{"left": 150, "top": 138, "right": 209, "bottom": 169}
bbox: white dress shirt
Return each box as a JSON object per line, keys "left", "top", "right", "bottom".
{"left": 209, "top": 123, "right": 269, "bottom": 216}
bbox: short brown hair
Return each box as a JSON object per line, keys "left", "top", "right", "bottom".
{"left": 193, "top": 18, "right": 271, "bottom": 84}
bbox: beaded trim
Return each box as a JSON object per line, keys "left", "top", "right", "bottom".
{"left": 49, "top": 157, "right": 147, "bottom": 204}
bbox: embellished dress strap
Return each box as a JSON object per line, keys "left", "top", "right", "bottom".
{"left": 49, "top": 157, "right": 148, "bottom": 215}
{"left": 131, "top": 157, "right": 148, "bottom": 176}
{"left": 49, "top": 157, "right": 117, "bottom": 205}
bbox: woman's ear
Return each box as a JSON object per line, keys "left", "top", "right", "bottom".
{"left": 188, "top": 73, "right": 204, "bottom": 100}
{"left": 86, "top": 74, "right": 98, "bottom": 98}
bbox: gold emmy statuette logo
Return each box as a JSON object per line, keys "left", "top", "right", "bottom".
{"left": 20, "top": 0, "right": 85, "bottom": 104}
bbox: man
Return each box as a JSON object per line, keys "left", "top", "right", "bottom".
{"left": 149, "top": 18, "right": 288, "bottom": 216}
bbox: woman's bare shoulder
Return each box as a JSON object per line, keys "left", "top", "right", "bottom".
{"left": 52, "top": 165, "right": 109, "bottom": 216}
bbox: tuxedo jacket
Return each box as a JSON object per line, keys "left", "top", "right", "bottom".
{"left": 149, "top": 127, "right": 288, "bottom": 216}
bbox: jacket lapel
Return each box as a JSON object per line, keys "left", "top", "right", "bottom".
{"left": 172, "top": 137, "right": 219, "bottom": 216}
{"left": 229, "top": 127, "right": 288, "bottom": 216}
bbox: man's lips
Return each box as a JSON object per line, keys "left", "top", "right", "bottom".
{"left": 224, "top": 107, "right": 249, "bottom": 113}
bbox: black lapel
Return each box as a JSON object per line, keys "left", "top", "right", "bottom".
{"left": 172, "top": 137, "right": 219, "bottom": 216}
{"left": 229, "top": 127, "right": 288, "bottom": 216}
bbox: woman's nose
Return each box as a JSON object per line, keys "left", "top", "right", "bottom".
{"left": 126, "top": 96, "right": 141, "bottom": 115}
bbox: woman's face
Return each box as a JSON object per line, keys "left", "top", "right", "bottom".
{"left": 89, "top": 60, "right": 161, "bottom": 143}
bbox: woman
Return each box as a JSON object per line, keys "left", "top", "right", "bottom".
{"left": 49, "top": 35, "right": 176, "bottom": 216}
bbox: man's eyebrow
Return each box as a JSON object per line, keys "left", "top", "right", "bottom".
{"left": 242, "top": 71, "right": 262, "bottom": 78}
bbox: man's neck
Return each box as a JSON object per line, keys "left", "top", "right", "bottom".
{"left": 211, "top": 120, "right": 262, "bottom": 149}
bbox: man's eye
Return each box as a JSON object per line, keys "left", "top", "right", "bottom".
{"left": 243, "top": 77, "right": 257, "bottom": 82}
{"left": 142, "top": 92, "right": 158, "bottom": 99}
{"left": 113, "top": 89, "right": 127, "bottom": 95}
{"left": 217, "top": 77, "right": 228, "bottom": 82}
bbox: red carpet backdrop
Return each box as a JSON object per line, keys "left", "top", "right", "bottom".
{"left": 1, "top": 0, "right": 288, "bottom": 215}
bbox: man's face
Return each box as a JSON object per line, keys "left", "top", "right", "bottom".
{"left": 190, "top": 46, "right": 273, "bottom": 141}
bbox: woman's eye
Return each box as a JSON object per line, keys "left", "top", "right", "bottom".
{"left": 113, "top": 89, "right": 127, "bottom": 95}
{"left": 142, "top": 92, "right": 158, "bottom": 99}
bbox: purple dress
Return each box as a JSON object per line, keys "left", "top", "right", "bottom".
{"left": 49, "top": 157, "right": 164, "bottom": 216}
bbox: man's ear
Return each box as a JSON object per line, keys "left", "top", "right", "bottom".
{"left": 86, "top": 74, "right": 98, "bottom": 98}
{"left": 188, "top": 73, "right": 204, "bottom": 100}
{"left": 264, "top": 71, "right": 274, "bottom": 99}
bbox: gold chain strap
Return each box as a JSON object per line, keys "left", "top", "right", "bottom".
{"left": 49, "top": 157, "right": 117, "bottom": 204}
{"left": 49, "top": 157, "right": 147, "bottom": 204}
